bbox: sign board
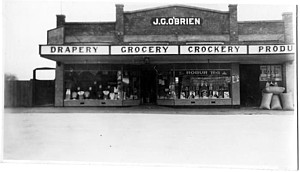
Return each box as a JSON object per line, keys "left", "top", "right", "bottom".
{"left": 180, "top": 45, "right": 247, "bottom": 54}
{"left": 40, "top": 44, "right": 295, "bottom": 56}
{"left": 111, "top": 45, "right": 178, "bottom": 55}
{"left": 176, "top": 70, "right": 231, "bottom": 77}
{"left": 249, "top": 45, "right": 294, "bottom": 54}
{"left": 40, "top": 46, "right": 109, "bottom": 55}
{"left": 151, "top": 17, "right": 202, "bottom": 26}
{"left": 259, "top": 65, "right": 282, "bottom": 81}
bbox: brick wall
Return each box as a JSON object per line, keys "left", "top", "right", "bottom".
{"left": 238, "top": 21, "right": 284, "bottom": 35}
{"left": 228, "top": 5, "right": 238, "bottom": 43}
{"left": 64, "top": 23, "right": 117, "bottom": 43}
{"left": 124, "top": 6, "right": 230, "bottom": 35}
{"left": 64, "top": 23, "right": 115, "bottom": 36}
{"left": 50, "top": 5, "right": 291, "bottom": 44}
{"left": 48, "top": 27, "right": 64, "bottom": 44}
{"left": 282, "top": 13, "right": 293, "bottom": 43}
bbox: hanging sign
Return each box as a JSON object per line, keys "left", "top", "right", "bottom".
{"left": 180, "top": 45, "right": 247, "bottom": 54}
{"left": 249, "top": 45, "right": 294, "bottom": 54}
{"left": 111, "top": 45, "right": 178, "bottom": 55}
{"left": 176, "top": 70, "right": 231, "bottom": 76}
{"left": 40, "top": 45, "right": 109, "bottom": 55}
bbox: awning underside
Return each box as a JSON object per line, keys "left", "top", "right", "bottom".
{"left": 40, "top": 54, "right": 295, "bottom": 64}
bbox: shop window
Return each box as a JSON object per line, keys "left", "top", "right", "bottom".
{"left": 64, "top": 67, "right": 140, "bottom": 101}
{"left": 157, "top": 71, "right": 176, "bottom": 99}
{"left": 175, "top": 70, "right": 232, "bottom": 99}
{"left": 259, "top": 65, "right": 282, "bottom": 83}
{"left": 259, "top": 65, "right": 283, "bottom": 91}
{"left": 122, "top": 71, "right": 140, "bottom": 100}
{"left": 64, "top": 70, "right": 122, "bottom": 100}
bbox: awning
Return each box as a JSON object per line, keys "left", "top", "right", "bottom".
{"left": 39, "top": 44, "right": 295, "bottom": 64}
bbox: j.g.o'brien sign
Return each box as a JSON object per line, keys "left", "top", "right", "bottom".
{"left": 40, "top": 46, "right": 109, "bottom": 55}
{"left": 151, "top": 17, "right": 202, "bottom": 26}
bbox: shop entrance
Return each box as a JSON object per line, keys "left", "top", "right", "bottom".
{"left": 239, "top": 64, "right": 261, "bottom": 107}
{"left": 140, "top": 65, "right": 157, "bottom": 104}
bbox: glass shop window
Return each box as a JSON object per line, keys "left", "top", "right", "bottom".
{"left": 176, "top": 70, "right": 232, "bottom": 99}
{"left": 122, "top": 70, "right": 140, "bottom": 100}
{"left": 64, "top": 70, "right": 121, "bottom": 100}
{"left": 157, "top": 71, "right": 176, "bottom": 99}
{"left": 259, "top": 65, "right": 282, "bottom": 82}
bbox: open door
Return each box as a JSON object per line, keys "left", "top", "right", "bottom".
{"left": 239, "top": 64, "right": 261, "bottom": 107}
{"left": 140, "top": 65, "right": 157, "bottom": 104}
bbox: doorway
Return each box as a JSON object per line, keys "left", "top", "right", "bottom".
{"left": 140, "top": 65, "right": 157, "bottom": 104}
{"left": 239, "top": 64, "right": 261, "bottom": 107}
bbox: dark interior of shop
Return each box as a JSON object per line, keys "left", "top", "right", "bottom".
{"left": 240, "top": 64, "right": 262, "bottom": 107}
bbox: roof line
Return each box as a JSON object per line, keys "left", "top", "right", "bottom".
{"left": 124, "top": 4, "right": 229, "bottom": 14}
{"left": 238, "top": 20, "right": 283, "bottom": 23}
{"left": 65, "top": 22, "right": 115, "bottom": 25}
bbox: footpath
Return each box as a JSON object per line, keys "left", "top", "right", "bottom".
{"left": 4, "top": 105, "right": 294, "bottom": 115}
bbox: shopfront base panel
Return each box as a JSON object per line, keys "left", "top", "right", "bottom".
{"left": 64, "top": 100, "right": 123, "bottom": 107}
{"left": 122, "top": 100, "right": 140, "bottom": 106}
{"left": 157, "top": 99, "right": 175, "bottom": 106}
{"left": 174, "top": 99, "right": 232, "bottom": 106}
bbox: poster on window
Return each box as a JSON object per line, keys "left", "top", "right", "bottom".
{"left": 260, "top": 65, "right": 282, "bottom": 81}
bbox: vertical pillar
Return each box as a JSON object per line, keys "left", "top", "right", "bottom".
{"left": 282, "top": 13, "right": 295, "bottom": 100}
{"left": 55, "top": 62, "right": 64, "bottom": 107}
{"left": 231, "top": 63, "right": 240, "bottom": 106}
{"left": 283, "top": 61, "right": 295, "bottom": 96}
{"left": 228, "top": 4, "right": 238, "bottom": 44}
{"left": 115, "top": 4, "right": 124, "bottom": 43}
{"left": 282, "top": 12, "right": 293, "bottom": 44}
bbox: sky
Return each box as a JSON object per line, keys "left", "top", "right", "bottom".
{"left": 2, "top": 0, "right": 297, "bottom": 80}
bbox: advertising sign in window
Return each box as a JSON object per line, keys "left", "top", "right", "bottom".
{"left": 259, "top": 65, "right": 282, "bottom": 81}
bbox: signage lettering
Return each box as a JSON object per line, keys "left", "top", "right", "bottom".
{"left": 249, "top": 45, "right": 294, "bottom": 54}
{"left": 40, "top": 46, "right": 109, "bottom": 55}
{"left": 40, "top": 44, "right": 295, "bottom": 56}
{"left": 260, "top": 65, "right": 282, "bottom": 81}
{"left": 120, "top": 46, "right": 168, "bottom": 53}
{"left": 178, "top": 70, "right": 230, "bottom": 76}
{"left": 111, "top": 46, "right": 178, "bottom": 55}
{"left": 151, "top": 17, "right": 202, "bottom": 26}
{"left": 181, "top": 45, "right": 247, "bottom": 54}
{"left": 50, "top": 46, "right": 98, "bottom": 53}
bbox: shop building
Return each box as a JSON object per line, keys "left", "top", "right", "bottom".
{"left": 39, "top": 4, "right": 295, "bottom": 107}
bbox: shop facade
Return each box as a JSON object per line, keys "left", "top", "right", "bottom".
{"left": 39, "top": 4, "right": 295, "bottom": 107}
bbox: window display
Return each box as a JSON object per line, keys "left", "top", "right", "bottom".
{"left": 178, "top": 70, "right": 231, "bottom": 100}
{"left": 64, "top": 65, "right": 140, "bottom": 102}
{"left": 63, "top": 64, "right": 233, "bottom": 106}
{"left": 179, "top": 76, "right": 231, "bottom": 99}
{"left": 157, "top": 71, "right": 176, "bottom": 99}
{"left": 259, "top": 65, "right": 282, "bottom": 82}
{"left": 179, "top": 70, "right": 231, "bottom": 99}
{"left": 64, "top": 70, "right": 121, "bottom": 100}
{"left": 122, "top": 70, "right": 140, "bottom": 100}
{"left": 157, "top": 69, "right": 232, "bottom": 100}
